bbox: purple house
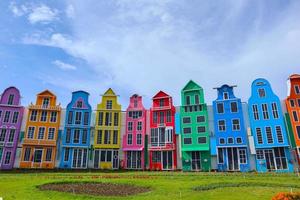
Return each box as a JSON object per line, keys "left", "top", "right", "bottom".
{"left": 0, "top": 87, "right": 24, "bottom": 170}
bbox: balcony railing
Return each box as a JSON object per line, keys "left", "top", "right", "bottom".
{"left": 29, "top": 104, "right": 61, "bottom": 110}
{"left": 151, "top": 105, "right": 172, "bottom": 111}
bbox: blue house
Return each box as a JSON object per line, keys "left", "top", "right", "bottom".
{"left": 248, "top": 78, "right": 293, "bottom": 172}
{"left": 212, "top": 85, "right": 250, "bottom": 172}
{"left": 60, "top": 91, "right": 92, "bottom": 169}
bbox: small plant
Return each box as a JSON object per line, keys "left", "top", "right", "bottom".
{"left": 272, "top": 192, "right": 300, "bottom": 200}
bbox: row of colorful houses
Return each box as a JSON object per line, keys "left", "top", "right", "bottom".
{"left": 0, "top": 74, "right": 300, "bottom": 172}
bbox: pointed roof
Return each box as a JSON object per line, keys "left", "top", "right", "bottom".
{"left": 182, "top": 80, "right": 202, "bottom": 91}
{"left": 288, "top": 74, "right": 300, "bottom": 80}
{"left": 103, "top": 88, "right": 116, "bottom": 96}
{"left": 37, "top": 90, "right": 56, "bottom": 97}
{"left": 152, "top": 90, "right": 170, "bottom": 99}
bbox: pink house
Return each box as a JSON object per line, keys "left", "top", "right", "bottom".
{"left": 122, "top": 94, "right": 147, "bottom": 170}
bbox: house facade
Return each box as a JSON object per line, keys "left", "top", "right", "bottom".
{"left": 0, "top": 87, "right": 24, "bottom": 170}
{"left": 19, "top": 90, "right": 61, "bottom": 169}
{"left": 213, "top": 85, "right": 250, "bottom": 172}
{"left": 248, "top": 78, "right": 293, "bottom": 172}
{"left": 149, "top": 91, "right": 177, "bottom": 170}
{"left": 180, "top": 80, "right": 210, "bottom": 171}
{"left": 122, "top": 94, "right": 147, "bottom": 170}
{"left": 59, "top": 91, "right": 92, "bottom": 169}
{"left": 93, "top": 88, "right": 121, "bottom": 169}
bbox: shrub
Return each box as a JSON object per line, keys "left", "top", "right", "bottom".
{"left": 272, "top": 192, "right": 300, "bottom": 200}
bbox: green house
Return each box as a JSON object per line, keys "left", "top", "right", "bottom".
{"left": 180, "top": 80, "right": 211, "bottom": 171}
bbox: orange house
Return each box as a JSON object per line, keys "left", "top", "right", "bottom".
{"left": 285, "top": 74, "right": 300, "bottom": 164}
{"left": 19, "top": 90, "right": 61, "bottom": 169}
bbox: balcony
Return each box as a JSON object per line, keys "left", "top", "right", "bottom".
{"left": 149, "top": 142, "right": 175, "bottom": 150}
{"left": 151, "top": 105, "right": 172, "bottom": 111}
{"left": 28, "top": 104, "right": 61, "bottom": 111}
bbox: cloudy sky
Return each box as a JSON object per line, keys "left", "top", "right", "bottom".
{"left": 0, "top": 0, "right": 299, "bottom": 109}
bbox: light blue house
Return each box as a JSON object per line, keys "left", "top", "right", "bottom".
{"left": 212, "top": 85, "right": 250, "bottom": 172}
{"left": 59, "top": 91, "right": 92, "bottom": 169}
{"left": 248, "top": 78, "right": 293, "bottom": 172}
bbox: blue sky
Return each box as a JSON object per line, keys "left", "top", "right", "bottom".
{"left": 0, "top": 0, "right": 300, "bottom": 109}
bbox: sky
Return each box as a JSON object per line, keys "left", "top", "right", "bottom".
{"left": 0, "top": 0, "right": 300, "bottom": 109}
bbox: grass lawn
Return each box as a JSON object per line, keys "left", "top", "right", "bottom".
{"left": 0, "top": 171, "right": 300, "bottom": 200}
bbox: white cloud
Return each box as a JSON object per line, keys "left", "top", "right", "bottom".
{"left": 28, "top": 5, "right": 58, "bottom": 24}
{"left": 9, "top": 2, "right": 28, "bottom": 17}
{"left": 65, "top": 4, "right": 75, "bottom": 18}
{"left": 52, "top": 60, "right": 76, "bottom": 71}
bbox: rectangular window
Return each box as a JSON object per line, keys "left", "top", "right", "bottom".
{"left": 256, "top": 127, "right": 263, "bottom": 144}
{"left": 105, "top": 112, "right": 112, "bottom": 126}
{"left": 217, "top": 103, "right": 224, "bottom": 114}
{"left": 227, "top": 137, "right": 234, "bottom": 144}
{"left": 3, "top": 111, "right": 10, "bottom": 123}
{"left": 293, "top": 111, "right": 299, "bottom": 122}
{"left": 8, "top": 94, "right": 14, "bottom": 105}
{"left": 64, "top": 148, "right": 69, "bottom": 161}
{"left": 184, "top": 138, "right": 192, "bottom": 144}
{"left": 82, "top": 129, "right": 87, "bottom": 144}
{"left": 296, "top": 126, "right": 300, "bottom": 140}
{"left": 73, "top": 129, "right": 80, "bottom": 143}
{"left": 68, "top": 111, "right": 73, "bottom": 124}
{"left": 236, "top": 137, "right": 242, "bottom": 144}
{"left": 290, "top": 100, "right": 295, "bottom": 107}
{"left": 183, "top": 117, "right": 191, "bottom": 124}
{"left": 152, "top": 151, "right": 161, "bottom": 163}
{"left": 0, "top": 129, "right": 6, "bottom": 142}
{"left": 262, "top": 104, "right": 269, "bottom": 120}
{"left": 256, "top": 150, "right": 264, "bottom": 160}
{"left": 4, "top": 151, "right": 11, "bottom": 164}
{"left": 27, "top": 127, "right": 35, "bottom": 139}
{"left": 40, "top": 111, "right": 47, "bottom": 122}
{"left": 128, "top": 122, "right": 133, "bottom": 131}
{"left": 195, "top": 95, "right": 199, "bottom": 104}
{"left": 183, "top": 127, "right": 191, "bottom": 134}
{"left": 271, "top": 103, "right": 279, "bottom": 119}
{"left": 219, "top": 138, "right": 225, "bottom": 144}
{"left": 45, "top": 148, "right": 52, "bottom": 161}
{"left": 113, "top": 113, "right": 119, "bottom": 126}
{"left": 12, "top": 112, "right": 19, "bottom": 123}
{"left": 198, "top": 137, "right": 207, "bottom": 144}
{"left": 223, "top": 92, "right": 229, "bottom": 100}
{"left": 295, "top": 85, "right": 300, "bottom": 94}
{"left": 232, "top": 119, "right": 240, "bottom": 131}
{"left": 166, "top": 110, "right": 171, "bottom": 122}
{"left": 113, "top": 130, "right": 118, "bottom": 144}
{"left": 258, "top": 88, "right": 266, "bottom": 97}
{"left": 66, "top": 128, "right": 71, "bottom": 143}
{"left": 127, "top": 134, "right": 133, "bottom": 145}
{"left": 159, "top": 111, "right": 164, "bottom": 123}
{"left": 153, "top": 112, "right": 158, "bottom": 123}
{"left": 42, "top": 98, "right": 50, "bottom": 108}
{"left": 159, "top": 99, "right": 164, "bottom": 107}
{"left": 33, "top": 149, "right": 43, "bottom": 163}
{"left": 197, "top": 116, "right": 205, "bottom": 123}
{"left": 137, "top": 133, "right": 142, "bottom": 145}
{"left": 50, "top": 112, "right": 57, "bottom": 122}
{"left": 0, "top": 110, "right": 2, "bottom": 120}
{"left": 150, "top": 128, "right": 159, "bottom": 146}
{"left": 239, "top": 149, "right": 247, "bottom": 164}
{"left": 48, "top": 128, "right": 55, "bottom": 140}
{"left": 252, "top": 105, "right": 259, "bottom": 120}
{"left": 298, "top": 99, "right": 300, "bottom": 107}
{"left": 230, "top": 102, "right": 238, "bottom": 113}
{"left": 97, "top": 130, "right": 102, "bottom": 144}
{"left": 83, "top": 112, "right": 89, "bottom": 125}
{"left": 8, "top": 129, "right": 15, "bottom": 142}
{"left": 197, "top": 126, "right": 206, "bottom": 133}
{"left": 275, "top": 126, "right": 284, "bottom": 143}
{"left": 38, "top": 127, "right": 45, "bottom": 139}
{"left": 186, "top": 96, "right": 191, "bottom": 105}
{"left": 266, "top": 127, "right": 273, "bottom": 144}
{"left": 98, "top": 112, "right": 103, "bottom": 126}
{"left": 218, "top": 120, "right": 226, "bottom": 131}
{"left": 24, "top": 148, "right": 31, "bottom": 161}
{"left": 106, "top": 100, "right": 113, "bottom": 109}
{"left": 104, "top": 130, "right": 111, "bottom": 144}
{"left": 218, "top": 148, "right": 224, "bottom": 164}
{"left": 137, "top": 122, "right": 142, "bottom": 130}
{"left": 75, "top": 112, "right": 82, "bottom": 124}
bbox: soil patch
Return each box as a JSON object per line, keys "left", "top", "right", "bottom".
{"left": 38, "top": 182, "right": 151, "bottom": 197}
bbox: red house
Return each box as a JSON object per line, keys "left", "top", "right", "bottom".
{"left": 149, "top": 91, "right": 177, "bottom": 170}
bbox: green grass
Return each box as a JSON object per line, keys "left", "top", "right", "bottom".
{"left": 0, "top": 171, "right": 300, "bottom": 200}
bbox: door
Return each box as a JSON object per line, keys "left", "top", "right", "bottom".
{"left": 33, "top": 148, "right": 43, "bottom": 167}
{"left": 162, "top": 151, "right": 173, "bottom": 170}
{"left": 73, "top": 148, "right": 88, "bottom": 168}
{"left": 227, "top": 148, "right": 239, "bottom": 171}
{"left": 264, "top": 149, "right": 276, "bottom": 171}
{"left": 191, "top": 151, "right": 201, "bottom": 171}
{"left": 113, "top": 150, "right": 119, "bottom": 169}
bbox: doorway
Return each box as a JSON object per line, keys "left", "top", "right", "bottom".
{"left": 162, "top": 151, "right": 173, "bottom": 170}
{"left": 227, "top": 148, "right": 239, "bottom": 171}
{"left": 191, "top": 151, "right": 201, "bottom": 171}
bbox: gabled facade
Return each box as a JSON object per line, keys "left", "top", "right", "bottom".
{"left": 149, "top": 91, "right": 176, "bottom": 170}
{"left": 0, "top": 87, "right": 24, "bottom": 170}
{"left": 248, "top": 78, "right": 293, "bottom": 172}
{"left": 19, "top": 90, "right": 61, "bottom": 169}
{"left": 213, "top": 85, "right": 250, "bottom": 172}
{"left": 180, "top": 80, "right": 210, "bottom": 171}
{"left": 59, "top": 91, "right": 91, "bottom": 169}
{"left": 122, "top": 94, "right": 147, "bottom": 170}
{"left": 93, "top": 88, "right": 121, "bottom": 169}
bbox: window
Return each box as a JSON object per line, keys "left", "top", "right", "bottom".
{"left": 159, "top": 99, "right": 164, "bottom": 107}
{"left": 152, "top": 151, "right": 161, "bottom": 163}
{"left": 256, "top": 150, "right": 264, "bottom": 159}
{"left": 166, "top": 128, "right": 173, "bottom": 143}
{"left": 223, "top": 92, "right": 229, "bottom": 100}
{"left": 27, "top": 127, "right": 35, "bottom": 139}
{"left": 293, "top": 111, "right": 299, "bottom": 122}
{"left": 50, "top": 112, "right": 57, "bottom": 122}
{"left": 83, "top": 112, "right": 89, "bottom": 125}
{"left": 97, "top": 130, "right": 102, "bottom": 144}
{"left": 113, "top": 130, "right": 118, "bottom": 144}
{"left": 66, "top": 128, "right": 71, "bottom": 143}
{"left": 0, "top": 110, "right": 2, "bottom": 120}
{"left": 183, "top": 127, "right": 191, "bottom": 134}
{"left": 128, "top": 122, "right": 133, "bottom": 131}
{"left": 166, "top": 110, "right": 171, "bottom": 122}
{"left": 262, "top": 104, "right": 269, "bottom": 120}
{"left": 159, "top": 112, "right": 164, "bottom": 123}
{"left": 197, "top": 126, "right": 206, "bottom": 133}
{"left": 198, "top": 137, "right": 207, "bottom": 144}
{"left": 45, "top": 148, "right": 52, "bottom": 161}
{"left": 98, "top": 112, "right": 103, "bottom": 126}
{"left": 105, "top": 112, "right": 112, "bottom": 126}
{"left": 218, "top": 120, "right": 226, "bottom": 131}
{"left": 40, "top": 111, "right": 47, "bottom": 122}
{"left": 274, "top": 147, "right": 288, "bottom": 170}
{"left": 252, "top": 105, "right": 259, "bottom": 120}
{"left": 256, "top": 128, "right": 263, "bottom": 144}
{"left": 217, "top": 103, "right": 224, "bottom": 114}
{"left": 104, "top": 130, "right": 111, "bottom": 144}
{"left": 106, "top": 100, "right": 112, "bottom": 109}
{"left": 12, "top": 112, "right": 19, "bottom": 123}
{"left": 134, "top": 99, "right": 138, "bottom": 107}
{"left": 137, "top": 122, "right": 142, "bottom": 130}
{"left": 184, "top": 138, "right": 192, "bottom": 144}
{"left": 76, "top": 101, "right": 83, "bottom": 108}
{"left": 218, "top": 148, "right": 224, "bottom": 164}
{"left": 4, "top": 151, "right": 11, "bottom": 164}
{"left": 186, "top": 96, "right": 191, "bottom": 105}
{"left": 75, "top": 112, "right": 82, "bottom": 124}
{"left": 258, "top": 88, "right": 266, "bottom": 97}
{"left": 8, "top": 94, "right": 14, "bottom": 105}
{"left": 275, "top": 126, "right": 283, "bottom": 143}
{"left": 295, "top": 85, "right": 300, "bottom": 94}
{"left": 113, "top": 113, "right": 119, "bottom": 126}
{"left": 67, "top": 111, "right": 73, "bottom": 124}
{"left": 8, "top": 129, "right": 15, "bottom": 142}
{"left": 82, "top": 129, "right": 87, "bottom": 144}
{"left": 227, "top": 137, "right": 234, "bottom": 144}
{"left": 219, "top": 138, "right": 225, "bottom": 144}
{"left": 195, "top": 95, "right": 199, "bottom": 104}
{"left": 42, "top": 98, "right": 50, "bottom": 108}
{"left": 3, "top": 111, "right": 10, "bottom": 123}
{"left": 48, "top": 128, "right": 55, "bottom": 140}
{"left": 24, "top": 148, "right": 31, "bottom": 161}
{"left": 64, "top": 148, "right": 70, "bottom": 161}
{"left": 296, "top": 126, "right": 300, "bottom": 140}
{"left": 239, "top": 149, "right": 247, "bottom": 164}
{"left": 38, "top": 127, "right": 45, "bottom": 139}
{"left": 197, "top": 116, "right": 205, "bottom": 123}
{"left": 0, "top": 129, "right": 6, "bottom": 142}
{"left": 290, "top": 100, "right": 295, "bottom": 107}
{"left": 137, "top": 133, "right": 142, "bottom": 145}
{"left": 271, "top": 103, "right": 279, "bottom": 119}
{"left": 127, "top": 134, "right": 133, "bottom": 145}
{"left": 236, "top": 137, "right": 242, "bottom": 144}
{"left": 73, "top": 129, "right": 80, "bottom": 143}
{"left": 230, "top": 102, "right": 238, "bottom": 113}
{"left": 34, "top": 149, "right": 43, "bottom": 163}
{"left": 183, "top": 117, "right": 191, "bottom": 124}
{"left": 266, "top": 127, "right": 273, "bottom": 144}
{"left": 232, "top": 119, "right": 240, "bottom": 131}
{"left": 298, "top": 99, "right": 300, "bottom": 107}
{"left": 153, "top": 112, "right": 158, "bottom": 123}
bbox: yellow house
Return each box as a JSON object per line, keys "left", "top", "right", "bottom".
{"left": 19, "top": 90, "right": 61, "bottom": 169}
{"left": 93, "top": 88, "right": 121, "bottom": 169}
